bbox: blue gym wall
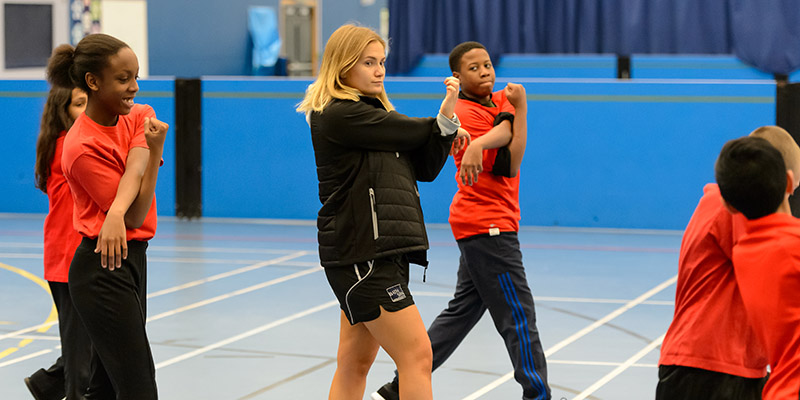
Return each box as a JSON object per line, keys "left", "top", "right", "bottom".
{"left": 1, "top": 80, "right": 176, "bottom": 217}
{"left": 0, "top": 77, "right": 775, "bottom": 230}
{"left": 199, "top": 77, "right": 774, "bottom": 230}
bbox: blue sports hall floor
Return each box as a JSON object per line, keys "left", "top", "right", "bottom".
{"left": 0, "top": 213, "right": 681, "bottom": 399}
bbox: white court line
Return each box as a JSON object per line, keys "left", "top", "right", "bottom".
{"left": 148, "top": 257, "right": 283, "bottom": 264}
{"left": 155, "top": 300, "right": 338, "bottom": 369}
{"left": 0, "top": 252, "right": 312, "bottom": 341}
{"left": 0, "top": 349, "right": 53, "bottom": 368}
{"left": 0, "top": 321, "right": 57, "bottom": 342}
{"left": 146, "top": 251, "right": 310, "bottom": 298}
{"left": 0, "top": 242, "right": 304, "bottom": 255}
{"left": 461, "top": 274, "right": 677, "bottom": 400}
{"left": 534, "top": 296, "right": 673, "bottom": 306}
{"left": 0, "top": 253, "right": 279, "bottom": 265}
{"left": 0, "top": 266, "right": 324, "bottom": 368}
{"left": 183, "top": 216, "right": 316, "bottom": 226}
{"left": 282, "top": 261, "right": 327, "bottom": 268}
{"left": 0, "top": 253, "right": 41, "bottom": 259}
{"left": 572, "top": 334, "right": 665, "bottom": 400}
{"left": 547, "top": 359, "right": 657, "bottom": 368}
{"left": 146, "top": 266, "right": 321, "bottom": 322}
{"left": 413, "top": 291, "right": 673, "bottom": 306}
{"left": 4, "top": 334, "right": 60, "bottom": 341}
{"left": 0, "top": 253, "right": 317, "bottom": 367}
{"left": 0, "top": 243, "right": 42, "bottom": 248}
{"left": 147, "top": 245, "right": 304, "bottom": 254}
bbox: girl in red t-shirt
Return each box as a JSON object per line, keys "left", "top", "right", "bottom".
{"left": 45, "top": 33, "right": 167, "bottom": 399}
{"left": 25, "top": 86, "right": 92, "bottom": 400}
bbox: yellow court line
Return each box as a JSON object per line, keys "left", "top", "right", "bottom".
{"left": 0, "top": 262, "right": 58, "bottom": 360}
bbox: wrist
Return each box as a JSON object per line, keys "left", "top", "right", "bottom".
{"left": 147, "top": 143, "right": 165, "bottom": 153}
{"left": 149, "top": 148, "right": 164, "bottom": 161}
{"left": 106, "top": 207, "right": 126, "bottom": 219}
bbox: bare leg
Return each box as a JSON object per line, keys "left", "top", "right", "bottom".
{"left": 364, "top": 305, "right": 432, "bottom": 400}
{"left": 329, "top": 311, "right": 380, "bottom": 400}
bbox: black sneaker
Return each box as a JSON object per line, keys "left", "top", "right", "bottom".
{"left": 371, "top": 381, "right": 399, "bottom": 400}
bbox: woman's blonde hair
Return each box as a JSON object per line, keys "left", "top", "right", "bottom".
{"left": 297, "top": 24, "right": 393, "bottom": 113}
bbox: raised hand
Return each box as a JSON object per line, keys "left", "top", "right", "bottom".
{"left": 504, "top": 82, "right": 527, "bottom": 109}
{"left": 143, "top": 117, "right": 169, "bottom": 151}
{"left": 440, "top": 76, "right": 460, "bottom": 119}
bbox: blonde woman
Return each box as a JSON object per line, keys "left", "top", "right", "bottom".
{"left": 298, "top": 24, "right": 467, "bottom": 400}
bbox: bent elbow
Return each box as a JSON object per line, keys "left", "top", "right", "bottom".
{"left": 508, "top": 160, "right": 522, "bottom": 178}
{"left": 124, "top": 214, "right": 145, "bottom": 229}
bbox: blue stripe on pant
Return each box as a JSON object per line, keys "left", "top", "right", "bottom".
{"left": 391, "top": 232, "right": 550, "bottom": 400}
{"left": 499, "top": 272, "right": 546, "bottom": 399}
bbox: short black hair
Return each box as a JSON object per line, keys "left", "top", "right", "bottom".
{"left": 449, "top": 41, "right": 486, "bottom": 73}
{"left": 716, "top": 136, "right": 786, "bottom": 220}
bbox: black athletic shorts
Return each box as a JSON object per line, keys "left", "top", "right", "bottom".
{"left": 656, "top": 365, "right": 767, "bottom": 400}
{"left": 325, "top": 254, "right": 415, "bottom": 325}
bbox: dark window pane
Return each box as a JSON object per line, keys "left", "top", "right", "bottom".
{"left": 5, "top": 4, "right": 52, "bottom": 69}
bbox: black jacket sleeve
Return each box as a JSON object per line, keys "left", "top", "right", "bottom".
{"left": 318, "top": 99, "right": 438, "bottom": 152}
{"left": 410, "top": 127, "right": 456, "bottom": 182}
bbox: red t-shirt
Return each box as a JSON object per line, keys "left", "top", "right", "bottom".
{"left": 734, "top": 212, "right": 800, "bottom": 399}
{"left": 62, "top": 104, "right": 158, "bottom": 241}
{"left": 659, "top": 184, "right": 768, "bottom": 378}
{"left": 42, "top": 132, "right": 83, "bottom": 282}
{"left": 448, "top": 90, "right": 520, "bottom": 240}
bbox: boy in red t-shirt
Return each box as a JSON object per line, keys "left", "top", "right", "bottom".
{"left": 374, "top": 41, "right": 550, "bottom": 400}
{"left": 659, "top": 126, "right": 800, "bottom": 399}
{"left": 656, "top": 128, "right": 798, "bottom": 400}
{"left": 717, "top": 135, "right": 800, "bottom": 400}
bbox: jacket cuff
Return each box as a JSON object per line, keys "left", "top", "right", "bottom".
{"left": 436, "top": 112, "right": 461, "bottom": 136}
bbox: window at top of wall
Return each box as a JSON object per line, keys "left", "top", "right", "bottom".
{"left": 5, "top": 4, "right": 52, "bottom": 68}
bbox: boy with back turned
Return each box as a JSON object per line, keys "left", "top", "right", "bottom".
{"left": 716, "top": 133, "right": 800, "bottom": 400}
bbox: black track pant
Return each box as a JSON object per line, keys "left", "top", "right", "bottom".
{"left": 27, "top": 281, "right": 92, "bottom": 400}
{"left": 69, "top": 238, "right": 157, "bottom": 400}
{"left": 26, "top": 357, "right": 65, "bottom": 400}
{"left": 393, "top": 232, "right": 550, "bottom": 400}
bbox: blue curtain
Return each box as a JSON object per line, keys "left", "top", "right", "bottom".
{"left": 387, "top": 0, "right": 800, "bottom": 75}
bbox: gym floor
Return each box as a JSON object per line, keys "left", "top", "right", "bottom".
{"left": 0, "top": 213, "right": 680, "bottom": 399}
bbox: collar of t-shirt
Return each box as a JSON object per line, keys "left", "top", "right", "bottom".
{"left": 743, "top": 212, "right": 800, "bottom": 235}
{"left": 458, "top": 91, "right": 496, "bottom": 107}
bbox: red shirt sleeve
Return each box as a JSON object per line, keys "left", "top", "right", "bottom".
{"left": 129, "top": 104, "right": 156, "bottom": 150}
{"left": 711, "top": 206, "right": 735, "bottom": 260}
{"left": 497, "top": 91, "right": 516, "bottom": 116}
{"left": 69, "top": 153, "right": 124, "bottom": 212}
